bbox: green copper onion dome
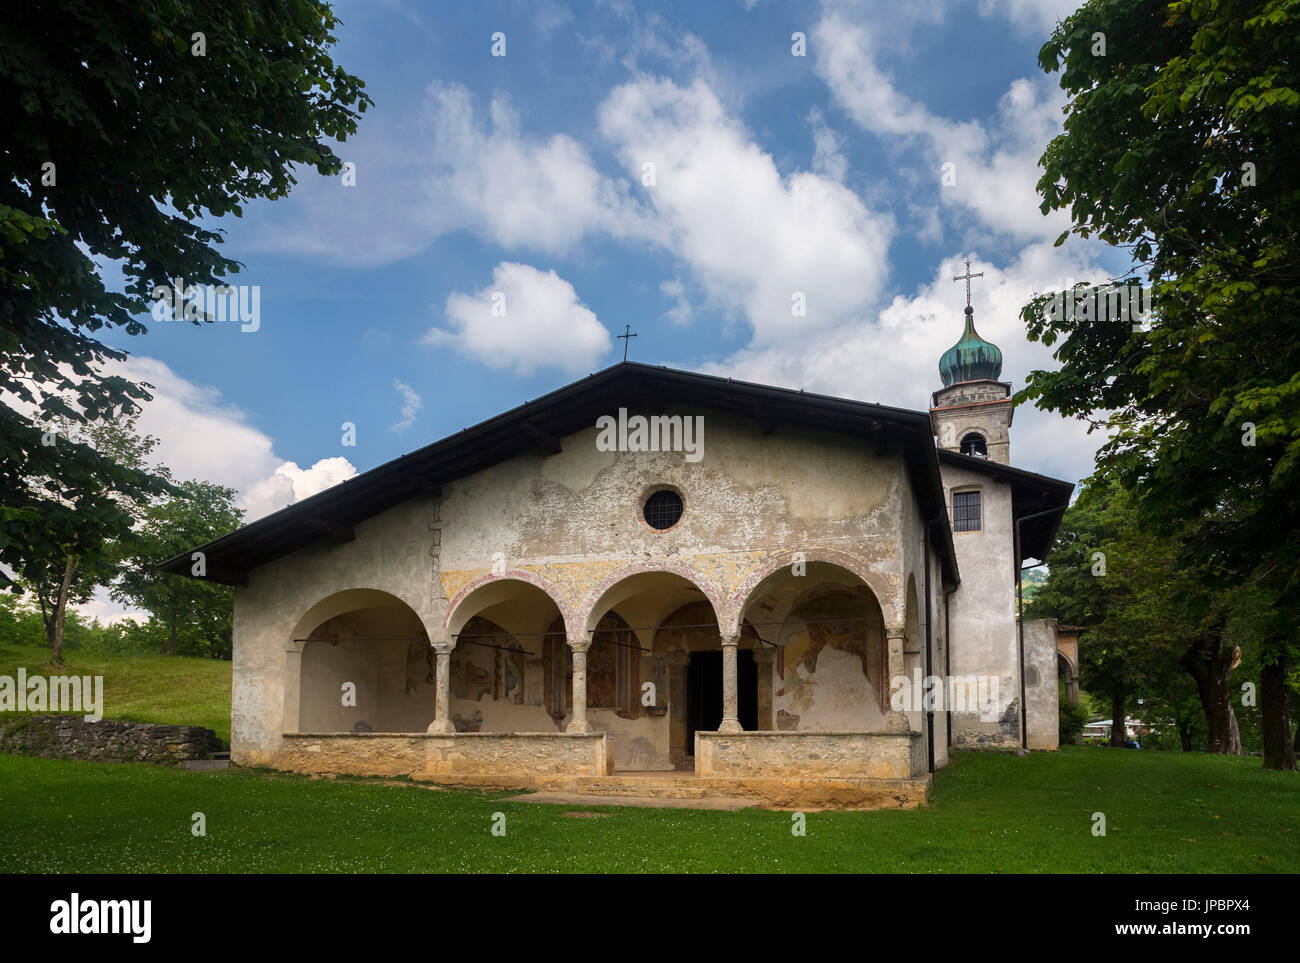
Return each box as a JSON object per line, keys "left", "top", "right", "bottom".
{"left": 939, "top": 306, "right": 1002, "bottom": 386}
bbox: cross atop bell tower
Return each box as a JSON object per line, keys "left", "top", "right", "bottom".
{"left": 954, "top": 258, "right": 983, "bottom": 311}
{"left": 930, "top": 256, "right": 1013, "bottom": 464}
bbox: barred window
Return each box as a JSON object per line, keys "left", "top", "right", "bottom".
{"left": 953, "top": 490, "right": 982, "bottom": 532}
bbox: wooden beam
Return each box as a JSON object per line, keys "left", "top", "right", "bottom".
{"left": 400, "top": 472, "right": 442, "bottom": 498}
{"left": 521, "top": 418, "right": 562, "bottom": 455}
{"left": 203, "top": 564, "right": 249, "bottom": 588}
{"left": 303, "top": 517, "right": 355, "bottom": 543}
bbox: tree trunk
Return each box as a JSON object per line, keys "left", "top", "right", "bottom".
{"left": 37, "top": 586, "right": 53, "bottom": 649}
{"left": 1178, "top": 718, "right": 1192, "bottom": 751}
{"left": 1261, "top": 654, "right": 1297, "bottom": 771}
{"left": 1181, "top": 633, "right": 1241, "bottom": 754}
{"left": 1110, "top": 688, "right": 1126, "bottom": 747}
{"left": 166, "top": 602, "right": 177, "bottom": 655}
{"left": 50, "top": 554, "right": 76, "bottom": 666}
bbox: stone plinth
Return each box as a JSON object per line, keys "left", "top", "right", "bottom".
{"left": 278, "top": 731, "right": 609, "bottom": 782}
{"left": 694, "top": 730, "right": 926, "bottom": 780}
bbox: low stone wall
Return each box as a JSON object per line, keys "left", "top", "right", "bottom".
{"left": 278, "top": 731, "right": 610, "bottom": 783}
{"left": 278, "top": 733, "right": 430, "bottom": 778}
{"left": 424, "top": 732, "right": 611, "bottom": 780}
{"left": 0, "top": 715, "right": 223, "bottom": 766}
{"left": 694, "top": 730, "right": 925, "bottom": 780}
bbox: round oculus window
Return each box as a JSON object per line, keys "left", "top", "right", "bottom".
{"left": 643, "top": 490, "right": 684, "bottom": 530}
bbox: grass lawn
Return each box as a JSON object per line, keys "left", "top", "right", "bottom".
{"left": 0, "top": 746, "right": 1294, "bottom": 873}
{"left": 0, "top": 643, "right": 232, "bottom": 743}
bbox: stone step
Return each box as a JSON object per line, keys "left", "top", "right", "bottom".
{"left": 508, "top": 791, "right": 758, "bottom": 810}
{"left": 558, "top": 774, "right": 931, "bottom": 809}
{"left": 416, "top": 771, "right": 930, "bottom": 810}
{"left": 182, "top": 759, "right": 231, "bottom": 771}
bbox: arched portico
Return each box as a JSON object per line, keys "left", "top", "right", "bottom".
{"left": 575, "top": 565, "right": 724, "bottom": 767}
{"left": 732, "top": 557, "right": 901, "bottom": 734}
{"left": 434, "top": 571, "right": 571, "bottom": 734}
{"left": 287, "top": 589, "right": 434, "bottom": 734}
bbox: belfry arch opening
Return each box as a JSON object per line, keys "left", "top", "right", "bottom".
{"left": 960, "top": 432, "right": 988, "bottom": 457}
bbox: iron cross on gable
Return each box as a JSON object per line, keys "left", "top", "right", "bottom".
{"left": 954, "top": 258, "right": 984, "bottom": 309}
{"left": 618, "top": 324, "right": 638, "bottom": 361}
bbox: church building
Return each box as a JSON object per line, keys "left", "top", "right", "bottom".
{"left": 165, "top": 287, "right": 1074, "bottom": 809}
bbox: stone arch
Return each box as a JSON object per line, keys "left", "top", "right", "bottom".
{"left": 443, "top": 569, "right": 577, "bottom": 641}
{"left": 1057, "top": 650, "right": 1079, "bottom": 705}
{"left": 290, "top": 588, "right": 426, "bottom": 650}
{"left": 959, "top": 430, "right": 988, "bottom": 457}
{"left": 735, "top": 560, "right": 890, "bottom": 732}
{"left": 726, "top": 548, "right": 898, "bottom": 634}
{"left": 579, "top": 560, "right": 724, "bottom": 637}
{"left": 288, "top": 588, "right": 433, "bottom": 734}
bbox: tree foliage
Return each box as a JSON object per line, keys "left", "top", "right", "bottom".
{"left": 0, "top": 1, "right": 371, "bottom": 647}
{"left": 113, "top": 481, "right": 242, "bottom": 659}
{"left": 1023, "top": 0, "right": 1299, "bottom": 768}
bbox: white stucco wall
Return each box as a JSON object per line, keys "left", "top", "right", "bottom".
{"left": 942, "top": 464, "right": 1021, "bottom": 748}
{"left": 229, "top": 408, "right": 956, "bottom": 775}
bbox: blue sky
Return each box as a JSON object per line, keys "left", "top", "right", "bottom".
{"left": 98, "top": 0, "right": 1123, "bottom": 534}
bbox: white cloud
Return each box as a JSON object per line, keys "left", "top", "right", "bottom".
{"left": 813, "top": 10, "right": 1071, "bottom": 242}
{"left": 238, "top": 457, "right": 358, "bottom": 523}
{"left": 390, "top": 379, "right": 421, "bottom": 432}
{"left": 704, "top": 242, "right": 1115, "bottom": 483}
{"left": 976, "top": 0, "right": 1081, "bottom": 35}
{"left": 598, "top": 77, "right": 895, "bottom": 347}
{"left": 660, "top": 277, "right": 693, "bottom": 325}
{"left": 242, "top": 82, "right": 653, "bottom": 267}
{"left": 424, "top": 262, "right": 611, "bottom": 376}
{"left": 106, "top": 357, "right": 357, "bottom": 521}
{"left": 423, "top": 83, "right": 653, "bottom": 254}
{"left": 808, "top": 107, "right": 848, "bottom": 183}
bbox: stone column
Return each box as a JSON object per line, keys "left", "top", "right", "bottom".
{"left": 566, "top": 638, "right": 592, "bottom": 734}
{"left": 718, "top": 633, "right": 743, "bottom": 733}
{"left": 426, "top": 641, "right": 455, "bottom": 734}
{"left": 885, "top": 627, "right": 910, "bottom": 733}
{"left": 753, "top": 646, "right": 775, "bottom": 731}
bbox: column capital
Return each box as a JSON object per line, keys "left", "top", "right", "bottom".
{"left": 885, "top": 625, "right": 906, "bottom": 641}
{"left": 719, "top": 633, "right": 742, "bottom": 648}
{"left": 567, "top": 637, "right": 591, "bottom": 654}
{"left": 432, "top": 641, "right": 455, "bottom": 656}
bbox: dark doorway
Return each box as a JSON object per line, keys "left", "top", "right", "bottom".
{"left": 685, "top": 650, "right": 757, "bottom": 755}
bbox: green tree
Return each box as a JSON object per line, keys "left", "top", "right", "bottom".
{"left": 14, "top": 413, "right": 170, "bottom": 661}
{"left": 113, "top": 481, "right": 242, "bottom": 659}
{"left": 1033, "top": 477, "right": 1236, "bottom": 750}
{"left": 7, "top": 412, "right": 171, "bottom": 664}
{"left": 0, "top": 1, "right": 371, "bottom": 655}
{"left": 1023, "top": 0, "right": 1299, "bottom": 769}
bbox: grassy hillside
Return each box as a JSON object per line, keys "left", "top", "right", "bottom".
{"left": 0, "top": 747, "right": 1293, "bottom": 873}
{"left": 0, "top": 643, "right": 231, "bottom": 743}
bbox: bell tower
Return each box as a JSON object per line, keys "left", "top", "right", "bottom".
{"left": 929, "top": 259, "right": 1013, "bottom": 464}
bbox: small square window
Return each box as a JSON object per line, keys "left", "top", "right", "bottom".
{"left": 953, "top": 491, "right": 981, "bottom": 532}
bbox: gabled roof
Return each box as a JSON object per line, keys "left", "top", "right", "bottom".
{"left": 936, "top": 449, "right": 1075, "bottom": 562}
{"left": 161, "top": 362, "right": 980, "bottom": 586}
